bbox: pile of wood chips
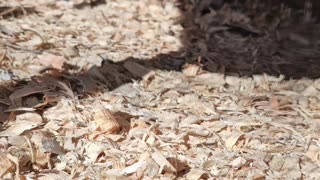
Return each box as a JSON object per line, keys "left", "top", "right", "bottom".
{"left": 0, "top": 0, "right": 320, "bottom": 179}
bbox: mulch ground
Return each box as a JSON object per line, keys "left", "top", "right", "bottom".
{"left": 0, "top": 0, "right": 320, "bottom": 179}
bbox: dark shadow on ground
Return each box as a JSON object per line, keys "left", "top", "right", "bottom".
{"left": 173, "top": 0, "right": 320, "bottom": 79}
{"left": 84, "top": 0, "right": 320, "bottom": 92}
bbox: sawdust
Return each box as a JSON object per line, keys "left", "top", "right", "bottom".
{"left": 1, "top": 0, "right": 320, "bottom": 179}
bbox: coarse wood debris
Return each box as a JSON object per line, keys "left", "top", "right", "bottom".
{"left": 0, "top": 0, "right": 320, "bottom": 179}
